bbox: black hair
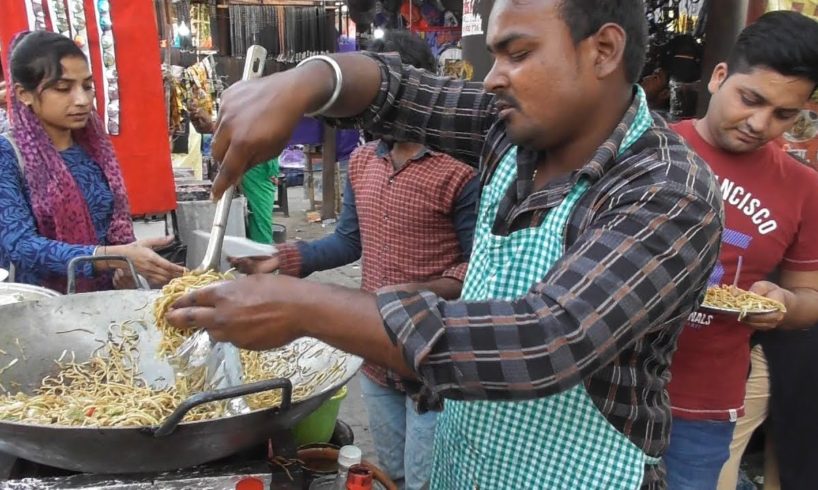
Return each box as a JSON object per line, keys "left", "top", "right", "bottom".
{"left": 558, "top": 0, "right": 648, "bottom": 83}
{"left": 727, "top": 11, "right": 818, "bottom": 89}
{"left": 10, "top": 30, "right": 87, "bottom": 92}
{"left": 366, "top": 30, "right": 437, "bottom": 72}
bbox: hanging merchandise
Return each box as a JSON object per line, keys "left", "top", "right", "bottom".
{"left": 24, "top": 0, "right": 48, "bottom": 31}
{"left": 184, "top": 57, "right": 217, "bottom": 121}
{"left": 168, "top": 56, "right": 219, "bottom": 135}
{"left": 66, "top": 0, "right": 93, "bottom": 73}
{"left": 173, "top": 0, "right": 194, "bottom": 50}
{"left": 93, "top": 0, "right": 121, "bottom": 135}
{"left": 46, "top": 0, "right": 71, "bottom": 37}
{"left": 168, "top": 74, "right": 186, "bottom": 134}
{"left": 641, "top": 0, "right": 706, "bottom": 117}
{"left": 228, "top": 5, "right": 336, "bottom": 63}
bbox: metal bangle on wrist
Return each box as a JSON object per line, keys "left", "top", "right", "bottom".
{"left": 296, "top": 55, "right": 344, "bottom": 117}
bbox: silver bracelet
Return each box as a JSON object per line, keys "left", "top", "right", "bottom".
{"left": 297, "top": 55, "right": 344, "bottom": 117}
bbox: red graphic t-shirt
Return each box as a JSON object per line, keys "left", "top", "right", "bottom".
{"left": 669, "top": 119, "right": 818, "bottom": 421}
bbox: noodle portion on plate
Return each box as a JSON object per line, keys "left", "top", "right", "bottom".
{"left": 701, "top": 284, "right": 786, "bottom": 320}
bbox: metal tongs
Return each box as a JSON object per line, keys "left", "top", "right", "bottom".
{"left": 170, "top": 46, "right": 269, "bottom": 414}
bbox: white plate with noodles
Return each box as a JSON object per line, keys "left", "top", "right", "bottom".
{"left": 700, "top": 284, "right": 787, "bottom": 320}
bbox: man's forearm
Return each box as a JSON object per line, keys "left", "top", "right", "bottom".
{"left": 393, "top": 277, "right": 464, "bottom": 300}
{"left": 299, "top": 281, "right": 416, "bottom": 378}
{"left": 298, "top": 54, "right": 383, "bottom": 119}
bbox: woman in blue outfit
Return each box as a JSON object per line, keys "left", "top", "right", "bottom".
{"left": 0, "top": 31, "right": 183, "bottom": 293}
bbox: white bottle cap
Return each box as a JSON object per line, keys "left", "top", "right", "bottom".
{"left": 337, "top": 445, "right": 362, "bottom": 468}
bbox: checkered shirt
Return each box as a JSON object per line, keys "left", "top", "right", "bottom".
{"left": 327, "top": 53, "right": 724, "bottom": 489}
{"left": 278, "top": 140, "right": 477, "bottom": 390}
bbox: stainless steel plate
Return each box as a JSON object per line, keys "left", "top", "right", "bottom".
{"left": 699, "top": 304, "right": 779, "bottom": 317}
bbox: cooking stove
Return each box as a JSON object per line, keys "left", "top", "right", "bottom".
{"left": 0, "top": 422, "right": 353, "bottom": 490}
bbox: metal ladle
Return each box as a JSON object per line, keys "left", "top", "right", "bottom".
{"left": 175, "top": 45, "right": 270, "bottom": 401}
{"left": 195, "top": 44, "right": 269, "bottom": 272}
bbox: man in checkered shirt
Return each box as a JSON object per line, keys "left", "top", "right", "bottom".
{"left": 230, "top": 31, "right": 478, "bottom": 490}
{"left": 168, "top": 1, "right": 724, "bottom": 488}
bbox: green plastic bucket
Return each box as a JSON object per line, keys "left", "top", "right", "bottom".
{"left": 293, "top": 385, "right": 348, "bottom": 447}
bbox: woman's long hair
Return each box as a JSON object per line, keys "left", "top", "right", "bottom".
{"left": 5, "top": 31, "right": 134, "bottom": 291}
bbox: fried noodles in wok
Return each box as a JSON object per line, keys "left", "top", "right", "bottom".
{"left": 0, "top": 272, "right": 349, "bottom": 426}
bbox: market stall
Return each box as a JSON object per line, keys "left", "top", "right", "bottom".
{"left": 161, "top": 0, "right": 353, "bottom": 221}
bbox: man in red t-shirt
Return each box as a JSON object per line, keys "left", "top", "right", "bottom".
{"left": 665, "top": 11, "right": 818, "bottom": 490}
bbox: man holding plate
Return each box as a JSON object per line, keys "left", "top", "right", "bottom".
{"left": 664, "top": 11, "right": 818, "bottom": 490}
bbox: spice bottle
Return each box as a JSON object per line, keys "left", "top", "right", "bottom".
{"left": 333, "top": 445, "right": 362, "bottom": 490}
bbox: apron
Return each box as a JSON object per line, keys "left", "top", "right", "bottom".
{"left": 430, "top": 146, "right": 659, "bottom": 489}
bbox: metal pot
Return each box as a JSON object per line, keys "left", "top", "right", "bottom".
{"left": 0, "top": 288, "right": 362, "bottom": 473}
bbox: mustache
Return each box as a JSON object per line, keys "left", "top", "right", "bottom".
{"left": 492, "top": 95, "right": 520, "bottom": 111}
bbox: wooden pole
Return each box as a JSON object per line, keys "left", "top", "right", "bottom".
{"left": 321, "top": 124, "right": 338, "bottom": 220}
{"left": 696, "top": 0, "right": 750, "bottom": 117}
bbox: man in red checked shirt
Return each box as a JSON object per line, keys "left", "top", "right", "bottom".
{"left": 664, "top": 11, "right": 818, "bottom": 490}
{"left": 230, "top": 30, "right": 478, "bottom": 490}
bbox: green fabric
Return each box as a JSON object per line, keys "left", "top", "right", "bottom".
{"left": 242, "top": 157, "right": 280, "bottom": 244}
{"left": 430, "top": 90, "right": 656, "bottom": 489}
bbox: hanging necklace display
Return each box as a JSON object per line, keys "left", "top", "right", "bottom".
{"left": 92, "top": 0, "right": 121, "bottom": 135}
{"left": 66, "top": 0, "right": 93, "bottom": 76}
{"left": 46, "top": 0, "right": 71, "bottom": 38}
{"left": 25, "top": 0, "right": 48, "bottom": 31}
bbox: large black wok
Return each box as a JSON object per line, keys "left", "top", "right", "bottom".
{"left": 0, "top": 289, "right": 362, "bottom": 473}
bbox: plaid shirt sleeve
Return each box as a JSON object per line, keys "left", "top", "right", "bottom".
{"left": 441, "top": 262, "right": 468, "bottom": 282}
{"left": 326, "top": 53, "right": 497, "bottom": 168}
{"left": 274, "top": 242, "right": 303, "bottom": 277}
{"left": 376, "top": 161, "right": 722, "bottom": 405}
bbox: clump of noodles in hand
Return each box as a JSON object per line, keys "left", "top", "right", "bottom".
{"left": 703, "top": 285, "right": 787, "bottom": 319}
{"left": 153, "top": 270, "right": 233, "bottom": 356}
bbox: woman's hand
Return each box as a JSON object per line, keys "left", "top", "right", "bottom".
{"left": 112, "top": 268, "right": 137, "bottom": 289}
{"left": 105, "top": 237, "right": 185, "bottom": 286}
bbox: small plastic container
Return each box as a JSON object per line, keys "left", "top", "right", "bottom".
{"left": 333, "top": 445, "right": 362, "bottom": 490}
{"left": 235, "top": 476, "right": 265, "bottom": 490}
{"left": 345, "top": 464, "right": 373, "bottom": 490}
{"left": 292, "top": 385, "right": 348, "bottom": 446}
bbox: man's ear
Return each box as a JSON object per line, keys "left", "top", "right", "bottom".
{"left": 708, "top": 62, "right": 729, "bottom": 96}
{"left": 590, "top": 22, "right": 627, "bottom": 80}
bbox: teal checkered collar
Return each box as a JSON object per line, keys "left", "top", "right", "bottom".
{"left": 571, "top": 84, "right": 653, "bottom": 183}
{"left": 494, "top": 85, "right": 654, "bottom": 218}
{"left": 619, "top": 86, "right": 653, "bottom": 155}
{"left": 505, "top": 86, "right": 654, "bottom": 197}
